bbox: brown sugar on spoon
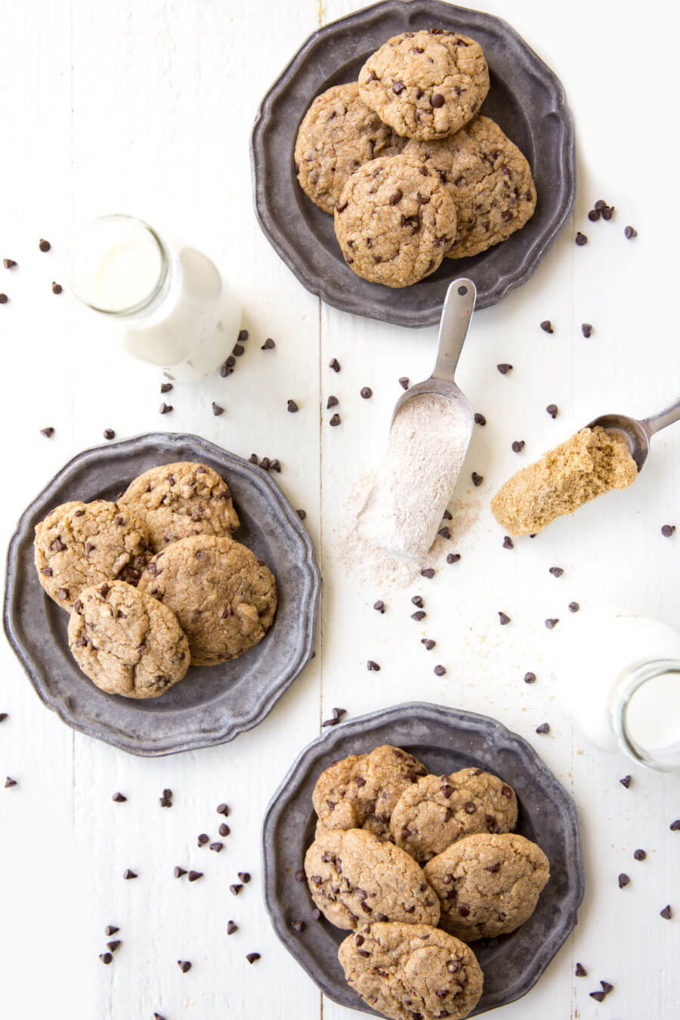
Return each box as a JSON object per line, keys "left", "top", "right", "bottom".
{"left": 491, "top": 426, "right": 638, "bottom": 536}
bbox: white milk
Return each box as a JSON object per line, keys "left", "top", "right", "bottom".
{"left": 556, "top": 610, "right": 680, "bottom": 767}
{"left": 69, "top": 216, "right": 241, "bottom": 381}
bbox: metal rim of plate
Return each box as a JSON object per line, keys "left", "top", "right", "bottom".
{"left": 261, "top": 701, "right": 584, "bottom": 1016}
{"left": 251, "top": 0, "right": 575, "bottom": 328}
{"left": 3, "top": 433, "right": 321, "bottom": 757}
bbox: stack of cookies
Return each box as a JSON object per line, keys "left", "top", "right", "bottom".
{"left": 304, "top": 744, "right": 550, "bottom": 1020}
{"left": 33, "top": 461, "right": 277, "bottom": 699}
{"left": 295, "top": 28, "right": 536, "bottom": 288}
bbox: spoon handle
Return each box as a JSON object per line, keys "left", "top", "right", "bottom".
{"left": 642, "top": 393, "right": 680, "bottom": 437}
{"left": 431, "top": 278, "right": 476, "bottom": 383}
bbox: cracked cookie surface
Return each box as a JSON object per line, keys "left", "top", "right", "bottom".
{"left": 334, "top": 154, "right": 457, "bottom": 287}
{"left": 137, "top": 534, "right": 277, "bottom": 666}
{"left": 424, "top": 832, "right": 550, "bottom": 941}
{"left": 359, "top": 29, "right": 489, "bottom": 141}
{"left": 304, "top": 828, "right": 440, "bottom": 930}
{"left": 119, "top": 461, "right": 239, "bottom": 552}
{"left": 404, "top": 115, "right": 536, "bottom": 257}
{"left": 68, "top": 579, "right": 190, "bottom": 698}
{"left": 34, "top": 499, "right": 151, "bottom": 610}
{"left": 339, "top": 921, "right": 483, "bottom": 1020}
{"left": 313, "top": 744, "right": 428, "bottom": 839}
{"left": 391, "top": 767, "right": 518, "bottom": 864}
{"left": 295, "top": 82, "right": 405, "bottom": 214}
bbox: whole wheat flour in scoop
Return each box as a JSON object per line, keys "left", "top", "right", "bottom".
{"left": 338, "top": 393, "right": 474, "bottom": 588}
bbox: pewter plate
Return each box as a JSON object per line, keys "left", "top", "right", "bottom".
{"left": 3, "top": 433, "right": 320, "bottom": 757}
{"left": 262, "top": 702, "right": 584, "bottom": 1015}
{"left": 251, "top": 0, "right": 575, "bottom": 327}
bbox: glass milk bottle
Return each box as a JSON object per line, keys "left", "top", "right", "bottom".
{"left": 557, "top": 610, "right": 680, "bottom": 771}
{"left": 68, "top": 215, "right": 241, "bottom": 381}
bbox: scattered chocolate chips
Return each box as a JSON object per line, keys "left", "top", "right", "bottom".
{"left": 287, "top": 399, "right": 299, "bottom": 413}
{"left": 212, "top": 402, "right": 225, "bottom": 416}
{"left": 438, "top": 526, "right": 451, "bottom": 539}
{"left": 546, "top": 403, "right": 558, "bottom": 419}
{"left": 568, "top": 601, "right": 580, "bottom": 613}
{"left": 103, "top": 428, "right": 115, "bottom": 440}
{"left": 670, "top": 819, "right": 680, "bottom": 830}
{"left": 4, "top": 776, "right": 17, "bottom": 788}
{"left": 535, "top": 723, "right": 550, "bottom": 735}
{"left": 238, "top": 329, "right": 249, "bottom": 342}
{"left": 633, "top": 849, "right": 646, "bottom": 861}
{"left": 0, "top": 293, "right": 8, "bottom": 304}
{"left": 159, "top": 788, "right": 173, "bottom": 807}
{"left": 100, "top": 953, "right": 113, "bottom": 965}
{"left": 498, "top": 612, "right": 511, "bottom": 626}
{"left": 600, "top": 981, "right": 614, "bottom": 995}
{"left": 575, "top": 231, "right": 588, "bottom": 246}
{"left": 105, "top": 925, "right": 119, "bottom": 936}
{"left": 502, "top": 536, "right": 514, "bottom": 549}
{"left": 188, "top": 871, "right": 203, "bottom": 882}
{"left": 367, "top": 660, "right": 381, "bottom": 671}
{"left": 261, "top": 338, "right": 276, "bottom": 350}
{"left": 329, "top": 413, "right": 341, "bottom": 427}
{"left": 122, "top": 869, "right": 137, "bottom": 880}
{"left": 40, "top": 427, "right": 55, "bottom": 438}
{"left": 174, "top": 866, "right": 187, "bottom": 879}
{"left": 496, "top": 362, "right": 513, "bottom": 374}
{"left": 197, "top": 833, "right": 209, "bottom": 846}
{"left": 549, "top": 566, "right": 564, "bottom": 577}
{"left": 619, "top": 775, "right": 632, "bottom": 789}
{"left": 474, "top": 412, "right": 486, "bottom": 426}
{"left": 217, "top": 803, "right": 230, "bottom": 816}
{"left": 238, "top": 872, "right": 251, "bottom": 884}
{"left": 661, "top": 524, "right": 676, "bottom": 537}
{"left": 660, "top": 904, "right": 672, "bottom": 919}
{"left": 159, "top": 402, "right": 173, "bottom": 415}
{"left": 471, "top": 472, "right": 483, "bottom": 487}
{"left": 52, "top": 281, "right": 63, "bottom": 295}
{"left": 39, "top": 239, "right": 51, "bottom": 252}
{"left": 511, "top": 440, "right": 525, "bottom": 453}
{"left": 112, "top": 792, "right": 127, "bottom": 802}
{"left": 540, "top": 320, "right": 554, "bottom": 334}
{"left": 589, "top": 991, "right": 606, "bottom": 1003}
{"left": 398, "top": 376, "right": 409, "bottom": 390}
{"left": 624, "top": 225, "right": 637, "bottom": 239}
{"left": 446, "top": 553, "right": 460, "bottom": 564}
{"left": 618, "top": 873, "right": 630, "bottom": 888}
{"left": 177, "top": 960, "right": 192, "bottom": 973}
{"left": 360, "top": 387, "right": 373, "bottom": 399}
{"left": 421, "top": 639, "right": 435, "bottom": 650}
{"left": 329, "top": 358, "right": 341, "bottom": 372}
{"left": 107, "top": 941, "right": 121, "bottom": 953}
{"left": 0, "top": 713, "right": 8, "bottom": 723}
{"left": 219, "top": 823, "right": 230, "bottom": 837}
{"left": 581, "top": 323, "right": 593, "bottom": 338}
{"left": 434, "top": 665, "right": 446, "bottom": 676}
{"left": 524, "top": 671, "right": 536, "bottom": 684}
{"left": 411, "top": 611, "right": 426, "bottom": 622}
{"left": 289, "top": 920, "right": 306, "bottom": 934}
{"left": 294, "top": 869, "right": 305, "bottom": 882}
{"left": 373, "top": 600, "right": 385, "bottom": 613}
{"left": 575, "top": 962, "right": 587, "bottom": 977}
{"left": 160, "top": 382, "right": 173, "bottom": 393}
{"left": 232, "top": 344, "right": 245, "bottom": 357}
{"left": 544, "top": 618, "right": 559, "bottom": 629}
{"left": 246, "top": 952, "right": 261, "bottom": 964}
{"left": 2, "top": 258, "right": 16, "bottom": 269}
{"left": 326, "top": 395, "right": 338, "bottom": 409}
{"left": 230, "top": 884, "right": 243, "bottom": 896}
{"left": 296, "top": 509, "right": 307, "bottom": 520}
{"left": 420, "top": 568, "right": 435, "bottom": 578}
{"left": 587, "top": 209, "right": 600, "bottom": 222}
{"left": 227, "top": 921, "right": 238, "bottom": 935}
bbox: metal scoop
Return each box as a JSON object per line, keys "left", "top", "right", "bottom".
{"left": 588, "top": 394, "right": 680, "bottom": 473}
{"left": 392, "top": 278, "right": 476, "bottom": 435}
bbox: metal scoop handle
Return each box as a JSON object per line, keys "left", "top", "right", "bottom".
{"left": 432, "top": 278, "right": 476, "bottom": 382}
{"left": 642, "top": 394, "right": 680, "bottom": 437}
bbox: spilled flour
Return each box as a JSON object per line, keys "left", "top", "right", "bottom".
{"left": 337, "top": 393, "right": 476, "bottom": 588}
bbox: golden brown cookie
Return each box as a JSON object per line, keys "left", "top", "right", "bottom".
{"left": 304, "top": 828, "right": 440, "bottom": 930}
{"left": 334, "top": 154, "right": 457, "bottom": 287}
{"left": 68, "top": 579, "right": 190, "bottom": 699}
{"left": 404, "top": 115, "right": 536, "bottom": 257}
{"left": 313, "top": 745, "right": 428, "bottom": 839}
{"left": 359, "top": 29, "right": 489, "bottom": 141}
{"left": 137, "top": 534, "right": 277, "bottom": 666}
{"left": 295, "top": 82, "right": 405, "bottom": 214}
{"left": 34, "top": 499, "right": 151, "bottom": 610}
{"left": 339, "top": 921, "right": 483, "bottom": 1020}
{"left": 424, "top": 832, "right": 550, "bottom": 940}
{"left": 119, "top": 461, "right": 239, "bottom": 552}
{"left": 391, "top": 768, "right": 518, "bottom": 863}
{"left": 491, "top": 426, "right": 638, "bottom": 536}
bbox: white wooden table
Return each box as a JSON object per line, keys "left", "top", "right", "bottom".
{"left": 1, "top": 1, "right": 679, "bottom": 1017}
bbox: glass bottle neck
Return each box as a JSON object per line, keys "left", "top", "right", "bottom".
{"left": 611, "top": 659, "right": 680, "bottom": 771}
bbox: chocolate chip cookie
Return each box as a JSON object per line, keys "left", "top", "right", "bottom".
{"left": 34, "top": 499, "right": 151, "bottom": 610}
{"left": 334, "top": 154, "right": 457, "bottom": 287}
{"left": 313, "top": 745, "right": 428, "bottom": 839}
{"left": 137, "top": 534, "right": 277, "bottom": 666}
{"left": 295, "top": 82, "right": 405, "bottom": 214}
{"left": 119, "top": 461, "right": 239, "bottom": 552}
{"left": 68, "top": 580, "right": 190, "bottom": 698}
{"left": 391, "top": 768, "right": 518, "bottom": 863}
{"left": 359, "top": 29, "right": 489, "bottom": 141}
{"left": 339, "top": 921, "right": 483, "bottom": 1020}
{"left": 404, "top": 116, "right": 536, "bottom": 257}
{"left": 424, "top": 833, "right": 550, "bottom": 941}
{"left": 305, "top": 828, "right": 440, "bottom": 930}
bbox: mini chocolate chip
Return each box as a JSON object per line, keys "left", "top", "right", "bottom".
{"left": 545, "top": 618, "right": 559, "bottom": 629}
{"left": 217, "top": 803, "right": 230, "bottom": 816}
{"left": 660, "top": 904, "right": 672, "bottom": 919}
{"left": 40, "top": 427, "right": 55, "bottom": 438}
{"left": 0, "top": 293, "right": 8, "bottom": 304}
{"left": 107, "top": 940, "right": 121, "bottom": 952}
{"left": 389, "top": 189, "right": 403, "bottom": 205}
{"left": 471, "top": 472, "right": 483, "bottom": 487}
{"left": 212, "top": 402, "right": 225, "bottom": 416}
{"left": 327, "top": 395, "right": 339, "bottom": 409}
{"left": 219, "top": 823, "right": 230, "bottom": 837}
{"left": 329, "top": 358, "right": 341, "bottom": 372}
{"left": 2, "top": 258, "right": 16, "bottom": 269}
{"left": 434, "top": 665, "right": 446, "bottom": 676}
{"left": 39, "top": 239, "right": 51, "bottom": 252}
{"left": 575, "top": 232, "right": 588, "bottom": 246}
{"left": 360, "top": 387, "right": 372, "bottom": 399}
{"left": 177, "top": 960, "right": 191, "bottom": 973}
{"left": 233, "top": 344, "right": 245, "bottom": 356}
{"left": 600, "top": 981, "right": 614, "bottom": 994}
{"left": 246, "top": 952, "right": 261, "bottom": 964}
{"left": 188, "top": 871, "right": 203, "bottom": 882}
{"left": 587, "top": 209, "right": 600, "bottom": 222}
{"left": 159, "top": 788, "right": 173, "bottom": 807}
{"left": 238, "top": 872, "right": 251, "bottom": 883}
{"left": 294, "top": 869, "right": 305, "bottom": 882}
{"left": 100, "top": 953, "right": 113, "bottom": 965}
{"left": 373, "top": 600, "right": 385, "bottom": 613}
{"left": 624, "top": 225, "right": 637, "bottom": 239}
{"left": 159, "top": 402, "right": 173, "bottom": 414}
{"left": 4, "top": 777, "right": 17, "bottom": 788}
{"left": 581, "top": 323, "right": 593, "bottom": 338}
{"left": 511, "top": 440, "right": 525, "bottom": 453}
{"left": 105, "top": 926, "right": 119, "bottom": 936}
{"left": 422, "top": 639, "right": 435, "bottom": 650}
{"left": 392, "top": 81, "right": 405, "bottom": 94}
{"left": 289, "top": 920, "right": 306, "bottom": 933}
{"left": 51, "top": 281, "right": 63, "bottom": 294}
{"left": 438, "top": 526, "right": 451, "bottom": 539}
{"left": 287, "top": 399, "right": 299, "bottom": 413}
{"left": 524, "top": 671, "right": 536, "bottom": 684}
{"left": 238, "top": 329, "right": 249, "bottom": 342}
{"left": 103, "top": 428, "right": 115, "bottom": 440}
{"left": 367, "top": 660, "right": 380, "bottom": 671}
{"left": 503, "top": 536, "right": 514, "bottom": 549}
{"left": 446, "top": 553, "right": 460, "bottom": 564}
{"left": 498, "top": 612, "right": 510, "bottom": 625}
{"left": 634, "top": 849, "right": 646, "bottom": 861}
{"left": 430, "top": 93, "right": 445, "bottom": 107}
{"left": 261, "top": 338, "right": 276, "bottom": 350}
{"left": 575, "top": 963, "right": 587, "bottom": 977}
{"left": 296, "top": 509, "right": 307, "bottom": 520}
{"left": 670, "top": 819, "right": 680, "bottom": 830}
{"left": 618, "top": 873, "right": 630, "bottom": 888}
{"left": 549, "top": 566, "right": 564, "bottom": 577}
{"left": 546, "top": 403, "right": 558, "bottom": 419}
{"left": 568, "top": 601, "right": 580, "bottom": 613}
{"left": 496, "top": 362, "right": 513, "bottom": 374}
{"left": 227, "top": 921, "right": 238, "bottom": 934}
{"left": 160, "top": 382, "right": 173, "bottom": 393}
{"left": 661, "top": 524, "right": 676, "bottom": 537}
{"left": 398, "top": 376, "right": 409, "bottom": 390}
{"left": 174, "top": 866, "right": 187, "bottom": 878}
{"left": 112, "top": 792, "right": 127, "bottom": 802}
{"left": 535, "top": 723, "right": 550, "bottom": 734}
{"left": 411, "top": 611, "right": 426, "bottom": 621}
{"left": 421, "top": 568, "right": 435, "bottom": 578}
{"left": 329, "top": 413, "right": 341, "bottom": 427}
{"left": 620, "top": 775, "right": 632, "bottom": 789}
{"left": 210, "top": 842, "right": 223, "bottom": 852}
{"left": 589, "top": 990, "right": 606, "bottom": 1002}
{"left": 230, "top": 884, "right": 243, "bottom": 896}
{"left": 122, "top": 869, "right": 137, "bottom": 879}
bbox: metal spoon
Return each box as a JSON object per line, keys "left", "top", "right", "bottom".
{"left": 588, "top": 394, "right": 680, "bottom": 472}
{"left": 392, "top": 278, "right": 476, "bottom": 436}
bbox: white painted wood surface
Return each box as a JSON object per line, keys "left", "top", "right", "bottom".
{"left": 1, "top": 1, "right": 679, "bottom": 1017}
